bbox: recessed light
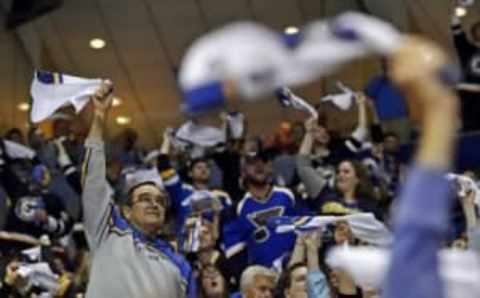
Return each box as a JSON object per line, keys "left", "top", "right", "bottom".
{"left": 284, "top": 26, "right": 299, "bottom": 35}
{"left": 116, "top": 116, "right": 131, "bottom": 125}
{"left": 17, "top": 102, "right": 30, "bottom": 111}
{"left": 455, "top": 6, "right": 467, "bottom": 17}
{"left": 112, "top": 97, "right": 122, "bottom": 107}
{"left": 90, "top": 38, "right": 106, "bottom": 49}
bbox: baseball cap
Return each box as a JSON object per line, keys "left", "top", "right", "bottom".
{"left": 244, "top": 149, "right": 273, "bottom": 163}
{"left": 124, "top": 168, "right": 167, "bottom": 199}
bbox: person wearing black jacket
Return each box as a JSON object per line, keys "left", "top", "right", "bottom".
{"left": 451, "top": 10, "right": 480, "bottom": 130}
{"left": 4, "top": 164, "right": 73, "bottom": 239}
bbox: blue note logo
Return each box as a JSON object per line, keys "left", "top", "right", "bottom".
{"left": 247, "top": 206, "right": 284, "bottom": 243}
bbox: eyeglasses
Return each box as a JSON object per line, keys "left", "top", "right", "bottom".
{"left": 132, "top": 194, "right": 166, "bottom": 207}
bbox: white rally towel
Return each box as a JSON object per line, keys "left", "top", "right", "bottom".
{"left": 179, "top": 12, "right": 402, "bottom": 115}
{"left": 226, "top": 112, "right": 245, "bottom": 140}
{"left": 321, "top": 81, "right": 355, "bottom": 111}
{"left": 446, "top": 173, "right": 480, "bottom": 207}
{"left": 30, "top": 70, "right": 103, "bottom": 123}
{"left": 283, "top": 12, "right": 402, "bottom": 86}
{"left": 175, "top": 120, "right": 225, "bottom": 148}
{"left": 326, "top": 246, "right": 480, "bottom": 298}
{"left": 0, "top": 139, "right": 36, "bottom": 160}
{"left": 269, "top": 213, "right": 392, "bottom": 246}
{"left": 275, "top": 87, "right": 318, "bottom": 118}
{"left": 180, "top": 22, "right": 292, "bottom": 99}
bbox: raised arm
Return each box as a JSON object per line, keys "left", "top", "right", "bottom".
{"left": 298, "top": 117, "right": 316, "bottom": 156}
{"left": 81, "top": 81, "right": 114, "bottom": 250}
{"left": 296, "top": 117, "right": 328, "bottom": 199}
{"left": 288, "top": 234, "right": 306, "bottom": 268}
{"left": 160, "top": 127, "right": 173, "bottom": 155}
{"left": 384, "top": 36, "right": 459, "bottom": 298}
{"left": 304, "top": 232, "right": 330, "bottom": 298}
{"left": 351, "top": 92, "right": 369, "bottom": 142}
{"left": 458, "top": 181, "right": 479, "bottom": 238}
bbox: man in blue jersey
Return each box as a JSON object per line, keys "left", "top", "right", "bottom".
{"left": 157, "top": 148, "right": 233, "bottom": 254}
{"left": 223, "top": 151, "right": 297, "bottom": 267}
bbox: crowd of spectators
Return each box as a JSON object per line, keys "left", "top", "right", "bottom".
{"left": 1, "top": 5, "right": 480, "bottom": 298}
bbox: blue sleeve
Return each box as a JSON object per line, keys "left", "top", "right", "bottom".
{"left": 162, "top": 173, "right": 189, "bottom": 212}
{"left": 384, "top": 166, "right": 452, "bottom": 298}
{"left": 365, "top": 77, "right": 381, "bottom": 98}
{"left": 158, "top": 154, "right": 189, "bottom": 212}
{"left": 222, "top": 217, "right": 249, "bottom": 259}
{"left": 285, "top": 192, "right": 298, "bottom": 216}
{"left": 187, "top": 268, "right": 197, "bottom": 298}
{"left": 307, "top": 269, "right": 330, "bottom": 298}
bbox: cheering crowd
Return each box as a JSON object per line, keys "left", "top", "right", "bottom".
{"left": 1, "top": 6, "right": 480, "bottom": 298}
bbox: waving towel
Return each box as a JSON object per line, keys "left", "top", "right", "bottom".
{"left": 326, "top": 246, "right": 480, "bottom": 298}
{"left": 30, "top": 70, "right": 104, "bottom": 123}
{"left": 268, "top": 213, "right": 392, "bottom": 246}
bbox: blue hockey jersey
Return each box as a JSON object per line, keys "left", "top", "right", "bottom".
{"left": 223, "top": 186, "right": 297, "bottom": 267}
{"left": 159, "top": 164, "right": 233, "bottom": 234}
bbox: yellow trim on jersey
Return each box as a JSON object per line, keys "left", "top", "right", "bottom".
{"left": 160, "top": 168, "right": 176, "bottom": 180}
{"left": 294, "top": 216, "right": 310, "bottom": 226}
{"left": 321, "top": 202, "right": 360, "bottom": 215}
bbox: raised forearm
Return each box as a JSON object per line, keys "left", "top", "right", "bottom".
{"left": 88, "top": 114, "right": 107, "bottom": 142}
{"left": 306, "top": 244, "right": 319, "bottom": 272}
{"left": 299, "top": 133, "right": 314, "bottom": 155}
{"left": 288, "top": 238, "right": 306, "bottom": 268}
{"left": 411, "top": 80, "right": 458, "bottom": 170}
{"left": 462, "top": 194, "right": 478, "bottom": 233}
{"left": 352, "top": 94, "right": 369, "bottom": 141}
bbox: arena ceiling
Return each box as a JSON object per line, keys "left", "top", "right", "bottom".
{"left": 0, "top": 0, "right": 479, "bottom": 146}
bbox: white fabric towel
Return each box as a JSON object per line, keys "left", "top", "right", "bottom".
{"left": 174, "top": 120, "right": 225, "bottom": 149}
{"left": 271, "top": 213, "right": 392, "bottom": 246}
{"left": 30, "top": 70, "right": 103, "bottom": 123}
{"left": 326, "top": 246, "right": 480, "bottom": 298}
{"left": 446, "top": 173, "right": 480, "bottom": 207}
{"left": 226, "top": 112, "right": 245, "bottom": 139}
{"left": 276, "top": 87, "right": 318, "bottom": 118}
{"left": 321, "top": 81, "right": 355, "bottom": 111}
{"left": 179, "top": 12, "right": 402, "bottom": 115}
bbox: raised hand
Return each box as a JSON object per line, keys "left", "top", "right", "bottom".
{"left": 92, "top": 80, "right": 114, "bottom": 119}
{"left": 304, "top": 116, "right": 318, "bottom": 133}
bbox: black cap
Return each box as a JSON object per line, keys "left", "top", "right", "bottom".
{"left": 244, "top": 149, "right": 273, "bottom": 163}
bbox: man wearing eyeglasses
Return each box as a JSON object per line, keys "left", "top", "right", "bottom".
{"left": 81, "top": 81, "right": 195, "bottom": 298}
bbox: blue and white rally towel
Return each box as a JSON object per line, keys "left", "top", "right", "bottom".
{"left": 275, "top": 87, "right": 318, "bottom": 118}
{"left": 268, "top": 213, "right": 392, "bottom": 246}
{"left": 30, "top": 70, "right": 104, "bottom": 123}
{"left": 179, "top": 12, "right": 402, "bottom": 115}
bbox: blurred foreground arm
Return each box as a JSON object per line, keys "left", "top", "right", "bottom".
{"left": 384, "top": 36, "right": 459, "bottom": 298}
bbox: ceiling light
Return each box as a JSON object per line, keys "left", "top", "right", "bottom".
{"left": 89, "top": 38, "right": 106, "bottom": 49}
{"left": 116, "top": 116, "right": 131, "bottom": 125}
{"left": 455, "top": 6, "right": 467, "bottom": 17}
{"left": 284, "top": 26, "right": 299, "bottom": 35}
{"left": 112, "top": 97, "right": 122, "bottom": 107}
{"left": 17, "top": 102, "right": 30, "bottom": 111}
